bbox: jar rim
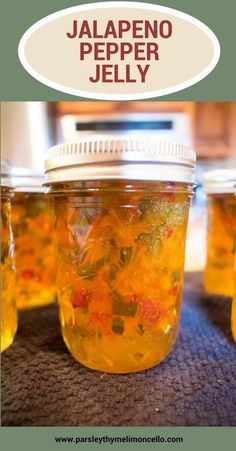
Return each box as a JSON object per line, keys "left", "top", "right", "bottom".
{"left": 44, "top": 136, "right": 196, "bottom": 185}
{"left": 12, "top": 167, "right": 45, "bottom": 193}
{"left": 1, "top": 155, "right": 12, "bottom": 188}
{"left": 203, "top": 169, "right": 236, "bottom": 194}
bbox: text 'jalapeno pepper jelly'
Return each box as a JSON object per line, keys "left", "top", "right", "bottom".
{"left": 45, "top": 136, "right": 196, "bottom": 373}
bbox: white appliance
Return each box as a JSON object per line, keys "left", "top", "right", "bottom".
{"left": 1, "top": 102, "right": 51, "bottom": 174}
{"left": 59, "top": 112, "right": 193, "bottom": 147}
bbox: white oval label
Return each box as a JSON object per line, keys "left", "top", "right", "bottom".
{"left": 18, "top": 1, "right": 220, "bottom": 100}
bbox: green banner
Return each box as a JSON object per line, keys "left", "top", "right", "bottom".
{"left": 0, "top": 0, "right": 235, "bottom": 100}
{"left": 0, "top": 427, "right": 236, "bottom": 451}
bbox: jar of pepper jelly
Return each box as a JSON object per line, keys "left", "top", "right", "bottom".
{"left": 203, "top": 170, "right": 236, "bottom": 297}
{"left": 12, "top": 169, "right": 56, "bottom": 309}
{"left": 232, "top": 186, "right": 236, "bottom": 342}
{"left": 45, "top": 137, "right": 196, "bottom": 373}
{"left": 1, "top": 157, "right": 17, "bottom": 351}
{"left": 232, "top": 258, "right": 236, "bottom": 342}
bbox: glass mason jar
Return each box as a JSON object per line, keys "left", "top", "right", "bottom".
{"left": 203, "top": 170, "right": 236, "bottom": 297}
{"left": 1, "top": 157, "right": 17, "bottom": 352}
{"left": 12, "top": 169, "right": 56, "bottom": 309}
{"left": 232, "top": 261, "right": 236, "bottom": 342}
{"left": 45, "top": 137, "right": 196, "bottom": 373}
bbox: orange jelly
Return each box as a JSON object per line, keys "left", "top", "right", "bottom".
{"left": 45, "top": 137, "right": 196, "bottom": 372}
{"left": 203, "top": 170, "right": 236, "bottom": 297}
{"left": 232, "top": 268, "right": 236, "bottom": 341}
{"left": 1, "top": 161, "right": 17, "bottom": 352}
{"left": 12, "top": 191, "right": 56, "bottom": 309}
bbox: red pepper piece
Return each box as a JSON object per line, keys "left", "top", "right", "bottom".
{"left": 171, "top": 286, "right": 179, "bottom": 296}
{"left": 71, "top": 288, "right": 91, "bottom": 309}
{"left": 21, "top": 269, "right": 35, "bottom": 280}
{"left": 129, "top": 294, "right": 165, "bottom": 325}
{"left": 163, "top": 227, "right": 173, "bottom": 239}
{"left": 141, "top": 298, "right": 162, "bottom": 324}
{"left": 21, "top": 269, "right": 42, "bottom": 283}
{"left": 218, "top": 247, "right": 229, "bottom": 255}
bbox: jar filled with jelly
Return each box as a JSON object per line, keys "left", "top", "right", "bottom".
{"left": 45, "top": 137, "right": 196, "bottom": 373}
{"left": 1, "top": 157, "right": 17, "bottom": 351}
{"left": 232, "top": 193, "right": 236, "bottom": 342}
{"left": 232, "top": 258, "right": 236, "bottom": 342}
{"left": 203, "top": 170, "right": 236, "bottom": 297}
{"left": 12, "top": 169, "right": 56, "bottom": 309}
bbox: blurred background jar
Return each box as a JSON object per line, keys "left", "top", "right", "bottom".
{"left": 45, "top": 137, "right": 196, "bottom": 373}
{"left": 1, "top": 157, "right": 17, "bottom": 351}
{"left": 203, "top": 170, "right": 236, "bottom": 297}
{"left": 232, "top": 192, "right": 236, "bottom": 342}
{"left": 12, "top": 169, "right": 56, "bottom": 309}
{"left": 232, "top": 258, "right": 236, "bottom": 341}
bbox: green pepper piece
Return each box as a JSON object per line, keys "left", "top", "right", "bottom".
{"left": 112, "top": 295, "right": 137, "bottom": 317}
{"left": 105, "top": 264, "right": 118, "bottom": 283}
{"left": 232, "top": 243, "right": 236, "bottom": 254}
{"left": 137, "top": 323, "right": 145, "bottom": 335}
{"left": 42, "top": 236, "right": 52, "bottom": 246}
{"left": 112, "top": 317, "right": 124, "bottom": 335}
{"left": 135, "top": 232, "right": 151, "bottom": 244}
{"left": 78, "top": 258, "right": 104, "bottom": 280}
{"left": 120, "top": 246, "right": 133, "bottom": 266}
{"left": 109, "top": 238, "right": 117, "bottom": 248}
{"left": 139, "top": 197, "right": 152, "bottom": 219}
{"left": 135, "top": 353, "right": 144, "bottom": 359}
{"left": 1, "top": 209, "right": 8, "bottom": 229}
{"left": 27, "top": 200, "right": 46, "bottom": 218}
{"left": 211, "top": 262, "right": 227, "bottom": 269}
{"left": 172, "top": 271, "right": 181, "bottom": 282}
{"left": 13, "top": 221, "right": 28, "bottom": 237}
{"left": 77, "top": 324, "right": 95, "bottom": 338}
{"left": 135, "top": 231, "right": 162, "bottom": 255}
{"left": 1, "top": 242, "right": 9, "bottom": 264}
{"left": 160, "top": 204, "right": 173, "bottom": 222}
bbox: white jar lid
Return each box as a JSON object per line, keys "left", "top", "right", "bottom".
{"left": 1, "top": 155, "right": 12, "bottom": 188}
{"left": 44, "top": 136, "right": 196, "bottom": 184}
{"left": 203, "top": 169, "right": 236, "bottom": 194}
{"left": 12, "top": 167, "right": 45, "bottom": 193}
